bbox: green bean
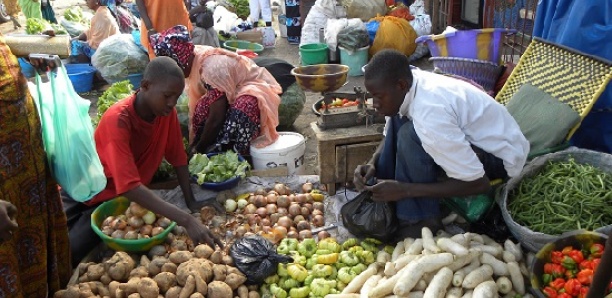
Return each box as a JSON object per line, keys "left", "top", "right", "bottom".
{"left": 508, "top": 156, "right": 612, "bottom": 235}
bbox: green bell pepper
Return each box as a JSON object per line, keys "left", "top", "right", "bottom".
{"left": 298, "top": 238, "right": 317, "bottom": 258}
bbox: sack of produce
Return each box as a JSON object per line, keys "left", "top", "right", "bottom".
{"left": 343, "top": 0, "right": 387, "bottom": 22}
{"left": 369, "top": 16, "right": 417, "bottom": 57}
{"left": 340, "top": 190, "right": 397, "bottom": 242}
{"left": 92, "top": 34, "right": 149, "bottom": 82}
{"left": 497, "top": 147, "right": 612, "bottom": 253}
{"left": 278, "top": 83, "right": 306, "bottom": 128}
{"left": 230, "top": 235, "right": 293, "bottom": 284}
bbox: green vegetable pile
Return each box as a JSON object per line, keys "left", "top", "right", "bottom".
{"left": 26, "top": 18, "right": 49, "bottom": 34}
{"left": 188, "top": 151, "right": 250, "bottom": 184}
{"left": 64, "top": 7, "right": 89, "bottom": 25}
{"left": 227, "top": 0, "right": 250, "bottom": 18}
{"left": 509, "top": 157, "right": 612, "bottom": 235}
{"left": 261, "top": 237, "right": 384, "bottom": 298}
{"left": 93, "top": 80, "right": 134, "bottom": 126}
{"left": 50, "top": 23, "right": 68, "bottom": 35}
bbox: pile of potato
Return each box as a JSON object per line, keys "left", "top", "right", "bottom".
{"left": 55, "top": 242, "right": 256, "bottom": 298}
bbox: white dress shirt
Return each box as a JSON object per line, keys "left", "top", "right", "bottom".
{"left": 385, "top": 69, "right": 530, "bottom": 181}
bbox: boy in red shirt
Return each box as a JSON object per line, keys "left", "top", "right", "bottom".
{"left": 63, "top": 57, "right": 221, "bottom": 265}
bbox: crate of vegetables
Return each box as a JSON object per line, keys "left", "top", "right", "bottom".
{"left": 498, "top": 147, "right": 612, "bottom": 253}
{"left": 313, "top": 92, "right": 385, "bottom": 130}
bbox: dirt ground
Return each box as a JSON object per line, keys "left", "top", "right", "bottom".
{"left": 1, "top": 0, "right": 433, "bottom": 175}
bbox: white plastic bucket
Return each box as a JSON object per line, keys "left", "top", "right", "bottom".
{"left": 250, "top": 132, "right": 306, "bottom": 175}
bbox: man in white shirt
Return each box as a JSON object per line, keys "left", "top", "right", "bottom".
{"left": 354, "top": 50, "right": 529, "bottom": 239}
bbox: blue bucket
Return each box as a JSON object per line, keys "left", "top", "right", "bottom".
{"left": 18, "top": 58, "right": 36, "bottom": 78}
{"left": 339, "top": 46, "right": 369, "bottom": 77}
{"left": 65, "top": 64, "right": 96, "bottom": 93}
{"left": 127, "top": 73, "right": 143, "bottom": 89}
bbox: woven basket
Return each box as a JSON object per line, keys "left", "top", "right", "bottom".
{"left": 430, "top": 57, "right": 503, "bottom": 92}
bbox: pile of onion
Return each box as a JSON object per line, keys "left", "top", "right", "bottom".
{"left": 100, "top": 202, "right": 171, "bottom": 240}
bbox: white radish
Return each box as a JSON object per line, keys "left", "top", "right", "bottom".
{"left": 502, "top": 251, "right": 516, "bottom": 263}
{"left": 403, "top": 238, "right": 415, "bottom": 252}
{"left": 360, "top": 275, "right": 383, "bottom": 298}
{"left": 326, "top": 295, "right": 360, "bottom": 298}
{"left": 519, "top": 262, "right": 529, "bottom": 278}
{"left": 422, "top": 227, "right": 441, "bottom": 253}
{"left": 422, "top": 272, "right": 434, "bottom": 285}
{"left": 462, "top": 264, "right": 493, "bottom": 289}
{"left": 407, "top": 292, "right": 425, "bottom": 298}
{"left": 447, "top": 249, "right": 482, "bottom": 272}
{"left": 406, "top": 239, "right": 424, "bottom": 255}
{"left": 414, "top": 280, "right": 428, "bottom": 292}
{"left": 503, "top": 240, "right": 522, "bottom": 262}
{"left": 455, "top": 215, "right": 467, "bottom": 224}
{"left": 495, "top": 276, "right": 513, "bottom": 294}
{"left": 480, "top": 253, "right": 509, "bottom": 276}
{"left": 452, "top": 259, "right": 481, "bottom": 287}
{"left": 437, "top": 238, "right": 469, "bottom": 256}
{"left": 393, "top": 254, "right": 420, "bottom": 272}
{"left": 472, "top": 280, "right": 498, "bottom": 298}
{"left": 343, "top": 266, "right": 378, "bottom": 294}
{"left": 393, "top": 253, "right": 454, "bottom": 297}
{"left": 423, "top": 267, "right": 453, "bottom": 298}
{"left": 377, "top": 250, "right": 391, "bottom": 265}
{"left": 384, "top": 262, "right": 396, "bottom": 277}
{"left": 465, "top": 233, "right": 484, "bottom": 244}
{"left": 391, "top": 241, "right": 405, "bottom": 262}
{"left": 471, "top": 243, "right": 503, "bottom": 259}
{"left": 446, "top": 287, "right": 463, "bottom": 298}
{"left": 461, "top": 291, "right": 473, "bottom": 298}
{"left": 451, "top": 234, "right": 469, "bottom": 247}
{"left": 369, "top": 259, "right": 418, "bottom": 298}
{"left": 441, "top": 213, "right": 458, "bottom": 225}
{"left": 507, "top": 262, "right": 525, "bottom": 295}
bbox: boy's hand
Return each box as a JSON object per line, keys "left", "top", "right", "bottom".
{"left": 0, "top": 200, "right": 18, "bottom": 242}
{"left": 353, "top": 164, "right": 376, "bottom": 191}
{"left": 365, "top": 180, "right": 408, "bottom": 202}
{"left": 184, "top": 217, "right": 224, "bottom": 249}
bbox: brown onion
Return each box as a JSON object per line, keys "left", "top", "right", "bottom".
{"left": 244, "top": 204, "right": 257, "bottom": 214}
{"left": 305, "top": 194, "right": 314, "bottom": 204}
{"left": 111, "top": 230, "right": 126, "bottom": 239}
{"left": 302, "top": 182, "right": 314, "bottom": 193}
{"left": 156, "top": 217, "right": 172, "bottom": 229}
{"left": 140, "top": 224, "right": 153, "bottom": 236}
{"left": 298, "top": 230, "right": 313, "bottom": 240}
{"left": 266, "top": 204, "right": 278, "bottom": 214}
{"left": 254, "top": 195, "right": 267, "bottom": 208}
{"left": 102, "top": 216, "right": 115, "bottom": 227}
{"left": 273, "top": 183, "right": 286, "bottom": 195}
{"left": 277, "top": 216, "right": 293, "bottom": 229}
{"left": 235, "top": 225, "right": 248, "bottom": 237}
{"left": 273, "top": 226, "right": 288, "bottom": 238}
{"left": 276, "top": 196, "right": 290, "bottom": 208}
{"left": 296, "top": 220, "right": 310, "bottom": 231}
{"left": 287, "top": 231, "right": 299, "bottom": 239}
{"left": 246, "top": 214, "right": 261, "bottom": 225}
{"left": 255, "top": 188, "right": 267, "bottom": 196}
{"left": 124, "top": 231, "right": 138, "bottom": 240}
{"left": 111, "top": 218, "right": 127, "bottom": 230}
{"left": 295, "top": 194, "right": 308, "bottom": 204}
{"left": 277, "top": 207, "right": 288, "bottom": 216}
{"left": 251, "top": 224, "right": 262, "bottom": 233}
{"left": 284, "top": 186, "right": 292, "bottom": 196}
{"left": 312, "top": 215, "right": 324, "bottom": 227}
{"left": 287, "top": 194, "right": 296, "bottom": 204}
{"left": 151, "top": 227, "right": 164, "bottom": 236}
{"left": 128, "top": 216, "right": 144, "bottom": 229}
{"left": 101, "top": 226, "right": 114, "bottom": 236}
{"left": 262, "top": 225, "right": 272, "bottom": 233}
{"left": 293, "top": 215, "right": 306, "bottom": 223}
{"left": 288, "top": 203, "right": 302, "bottom": 217}
{"left": 129, "top": 202, "right": 148, "bottom": 217}
{"left": 313, "top": 202, "right": 324, "bottom": 212}
{"left": 261, "top": 218, "right": 271, "bottom": 227}
{"left": 256, "top": 207, "right": 268, "bottom": 218}
{"left": 317, "top": 231, "right": 331, "bottom": 240}
{"left": 312, "top": 209, "right": 324, "bottom": 217}
{"left": 269, "top": 213, "right": 281, "bottom": 224}
{"left": 125, "top": 226, "right": 135, "bottom": 232}
{"left": 266, "top": 193, "right": 278, "bottom": 204}
{"left": 301, "top": 207, "right": 310, "bottom": 217}
{"left": 289, "top": 226, "right": 298, "bottom": 233}
{"left": 248, "top": 195, "right": 256, "bottom": 205}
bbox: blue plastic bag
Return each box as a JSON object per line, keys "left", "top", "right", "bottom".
{"left": 33, "top": 66, "right": 107, "bottom": 202}
{"left": 365, "top": 20, "right": 380, "bottom": 44}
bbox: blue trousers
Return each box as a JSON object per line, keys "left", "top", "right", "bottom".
{"left": 376, "top": 116, "right": 507, "bottom": 222}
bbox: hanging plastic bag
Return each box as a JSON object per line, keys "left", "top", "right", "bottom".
{"left": 33, "top": 66, "right": 107, "bottom": 202}
{"left": 230, "top": 235, "right": 293, "bottom": 285}
{"left": 340, "top": 190, "right": 397, "bottom": 242}
{"left": 369, "top": 16, "right": 417, "bottom": 57}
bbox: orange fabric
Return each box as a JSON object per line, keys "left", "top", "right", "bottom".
{"left": 140, "top": 0, "right": 193, "bottom": 59}
{"left": 86, "top": 6, "right": 120, "bottom": 49}
{"left": 89, "top": 93, "right": 187, "bottom": 206}
{"left": 186, "top": 45, "right": 282, "bottom": 148}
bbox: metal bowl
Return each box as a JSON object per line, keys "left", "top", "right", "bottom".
{"left": 291, "top": 64, "right": 350, "bottom": 93}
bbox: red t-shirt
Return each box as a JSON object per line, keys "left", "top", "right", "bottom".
{"left": 88, "top": 93, "right": 187, "bottom": 206}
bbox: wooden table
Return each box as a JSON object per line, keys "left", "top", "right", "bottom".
{"left": 310, "top": 122, "right": 384, "bottom": 194}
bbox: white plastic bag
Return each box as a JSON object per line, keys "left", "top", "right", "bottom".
{"left": 407, "top": 14, "right": 432, "bottom": 61}
{"left": 325, "top": 18, "right": 365, "bottom": 50}
{"left": 258, "top": 27, "right": 276, "bottom": 48}
{"left": 343, "top": 0, "right": 387, "bottom": 21}
{"left": 410, "top": 0, "right": 426, "bottom": 15}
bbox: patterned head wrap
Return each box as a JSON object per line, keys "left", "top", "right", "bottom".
{"left": 149, "top": 25, "right": 195, "bottom": 70}
{"left": 98, "top": 0, "right": 116, "bottom": 12}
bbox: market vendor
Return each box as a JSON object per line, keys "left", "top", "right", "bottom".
{"left": 136, "top": 0, "right": 193, "bottom": 59}
{"left": 150, "top": 25, "right": 282, "bottom": 156}
{"left": 354, "top": 50, "right": 530, "bottom": 239}
{"left": 70, "top": 0, "right": 120, "bottom": 63}
{"left": 63, "top": 57, "right": 222, "bottom": 266}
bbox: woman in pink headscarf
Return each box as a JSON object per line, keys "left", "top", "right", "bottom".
{"left": 150, "top": 25, "right": 282, "bottom": 155}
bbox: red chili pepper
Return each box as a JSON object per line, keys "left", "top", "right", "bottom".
{"left": 545, "top": 263, "right": 554, "bottom": 274}
{"left": 579, "top": 260, "right": 593, "bottom": 270}
{"left": 551, "top": 263, "right": 567, "bottom": 277}
{"left": 562, "top": 246, "right": 574, "bottom": 255}
{"left": 552, "top": 251, "right": 565, "bottom": 264}
{"left": 590, "top": 244, "right": 604, "bottom": 258}
{"left": 565, "top": 269, "right": 577, "bottom": 279}
{"left": 550, "top": 278, "right": 567, "bottom": 290}
{"left": 557, "top": 293, "right": 573, "bottom": 298}
{"left": 578, "top": 287, "right": 590, "bottom": 298}
{"left": 543, "top": 286, "right": 559, "bottom": 298}
{"left": 569, "top": 250, "right": 585, "bottom": 263}
{"left": 564, "top": 278, "right": 582, "bottom": 296}
{"left": 592, "top": 258, "right": 601, "bottom": 271}
{"left": 577, "top": 269, "right": 594, "bottom": 285}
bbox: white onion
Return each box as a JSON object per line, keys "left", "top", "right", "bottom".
{"left": 237, "top": 198, "right": 248, "bottom": 209}
{"left": 143, "top": 211, "right": 156, "bottom": 225}
{"left": 127, "top": 216, "right": 144, "bottom": 228}
{"left": 225, "top": 199, "right": 238, "bottom": 212}
{"left": 129, "top": 202, "right": 148, "bottom": 217}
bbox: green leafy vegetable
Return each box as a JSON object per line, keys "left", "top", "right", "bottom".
{"left": 26, "top": 18, "right": 49, "bottom": 35}
{"left": 227, "top": 0, "right": 250, "bottom": 18}
{"left": 189, "top": 151, "right": 250, "bottom": 184}
{"left": 93, "top": 80, "right": 134, "bottom": 126}
{"left": 64, "top": 7, "right": 89, "bottom": 25}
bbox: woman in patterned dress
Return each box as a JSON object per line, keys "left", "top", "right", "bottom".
{"left": 150, "top": 25, "right": 282, "bottom": 155}
{"left": 0, "top": 34, "right": 72, "bottom": 297}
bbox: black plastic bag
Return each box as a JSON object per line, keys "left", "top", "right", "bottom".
{"left": 341, "top": 191, "right": 397, "bottom": 242}
{"left": 470, "top": 204, "right": 512, "bottom": 243}
{"left": 230, "top": 235, "right": 293, "bottom": 285}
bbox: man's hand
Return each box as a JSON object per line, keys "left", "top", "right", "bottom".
{"left": 184, "top": 217, "right": 224, "bottom": 249}
{"left": 28, "top": 54, "right": 61, "bottom": 74}
{"left": 0, "top": 200, "right": 18, "bottom": 242}
{"left": 353, "top": 164, "right": 376, "bottom": 191}
{"left": 365, "top": 180, "right": 409, "bottom": 202}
